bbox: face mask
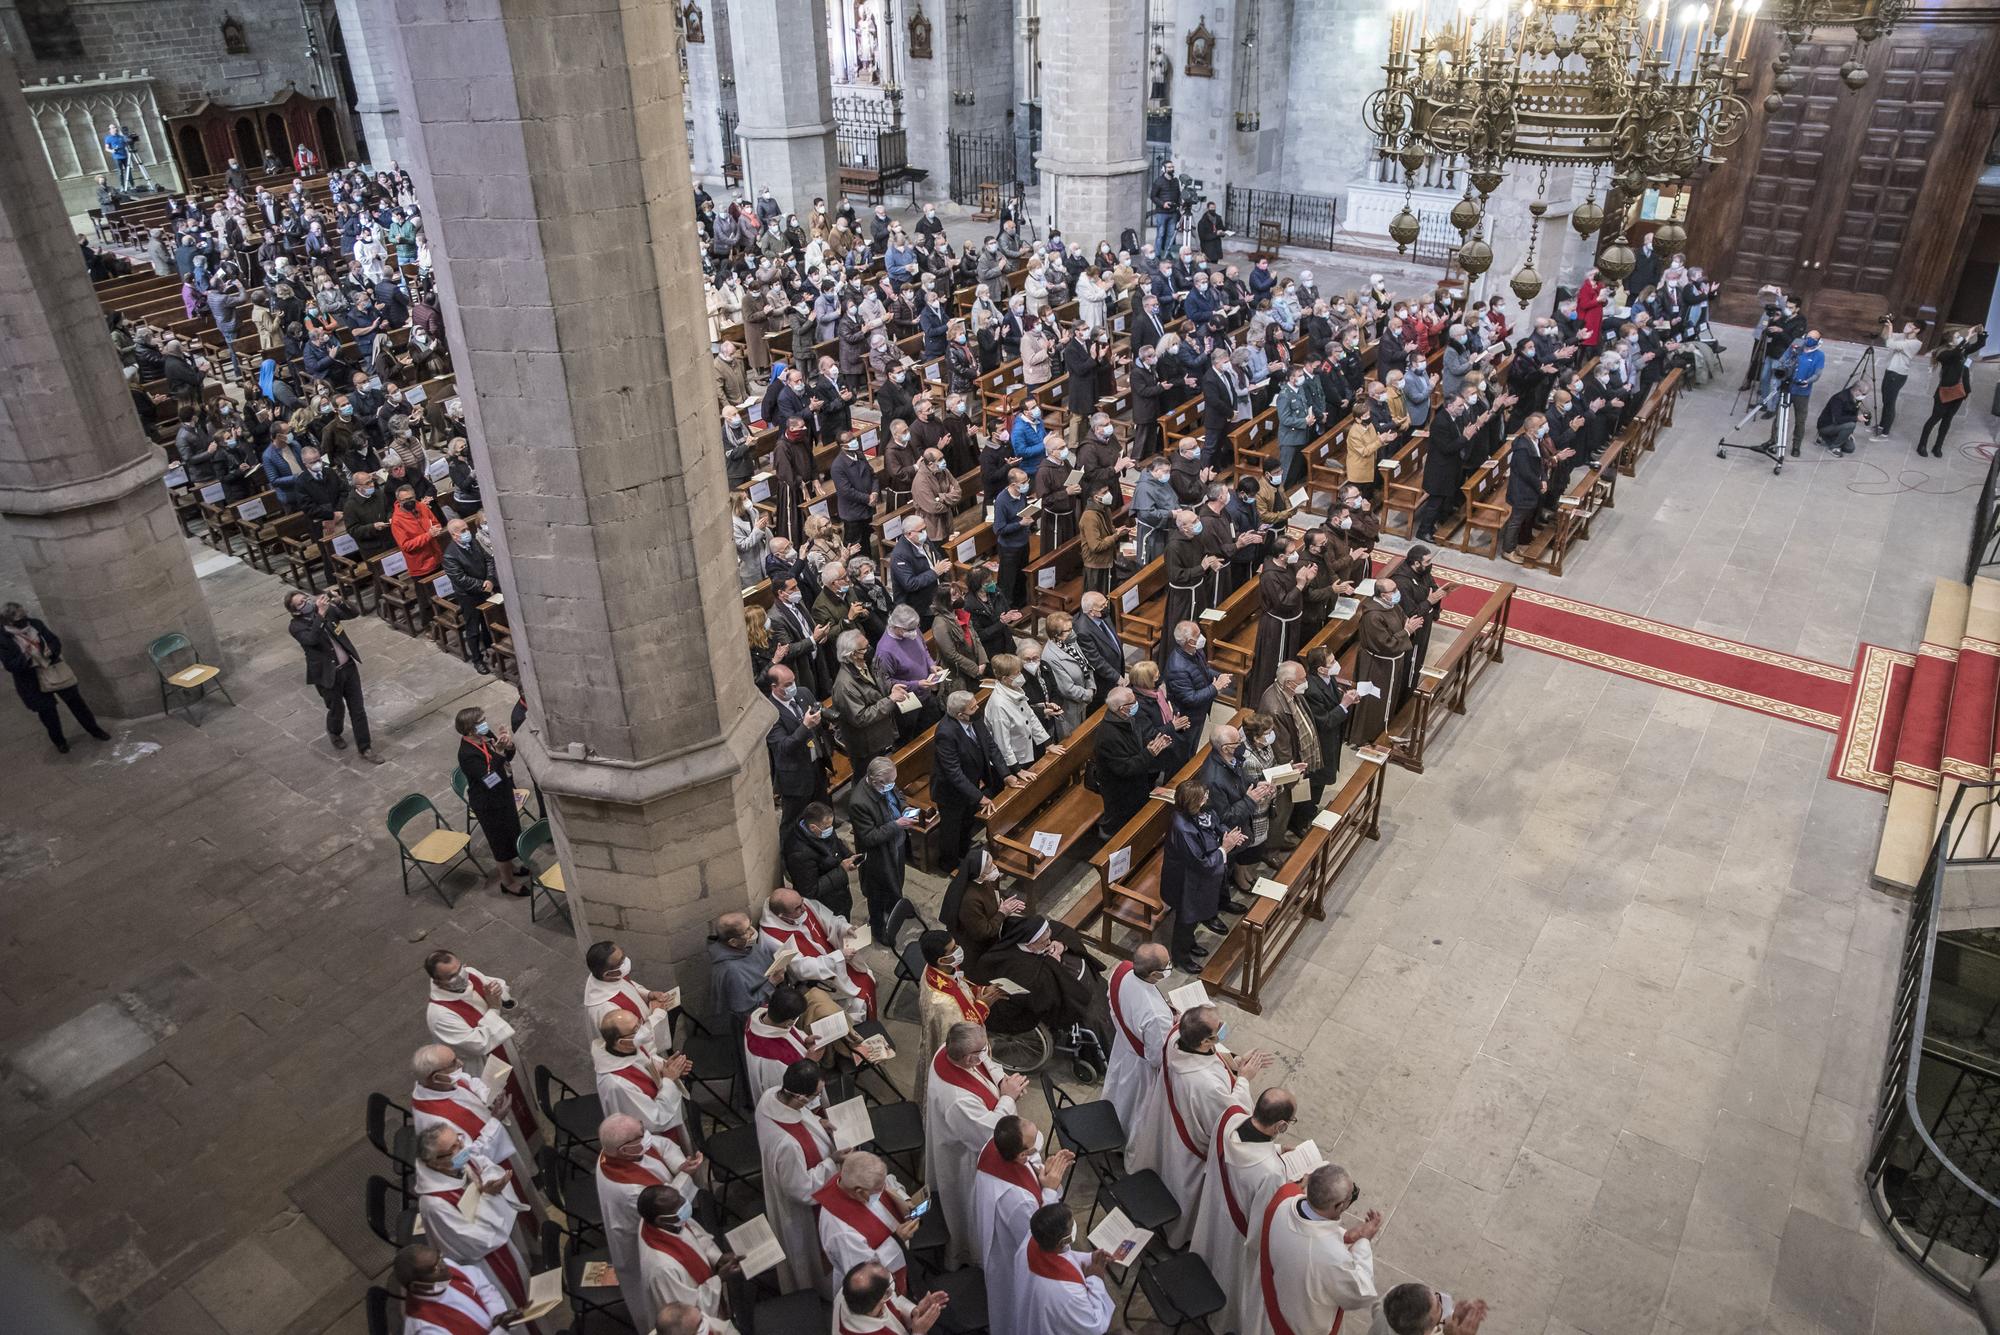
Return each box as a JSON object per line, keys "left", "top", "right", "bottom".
{"left": 781, "top": 684, "right": 797, "bottom": 703}
{"left": 457, "top": 532, "right": 472, "bottom": 546}
{"left": 340, "top": 407, "right": 354, "bottom": 419}
{"left": 1287, "top": 551, "right": 1299, "bottom": 565}
{"left": 614, "top": 956, "right": 633, "bottom": 979}
{"left": 1215, "top": 1022, "right": 1230, "bottom": 1044}
{"left": 1125, "top": 702, "right": 1140, "bottom": 719}
{"left": 1387, "top": 590, "right": 1402, "bottom": 607}
{"left": 474, "top": 721, "right": 491, "bottom": 736}
{"left": 450, "top": 1144, "right": 474, "bottom": 1170}
{"left": 1261, "top": 732, "right": 1277, "bottom": 747}
{"left": 356, "top": 486, "right": 375, "bottom": 498}
{"left": 439, "top": 971, "right": 469, "bottom": 992}
{"left": 1191, "top": 521, "right": 1203, "bottom": 536}
{"left": 1022, "top": 659, "right": 1041, "bottom": 673}
{"left": 814, "top": 825, "right": 834, "bottom": 840}
{"left": 862, "top": 574, "right": 879, "bottom": 585}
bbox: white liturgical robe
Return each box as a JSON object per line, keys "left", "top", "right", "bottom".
{"left": 760, "top": 901, "right": 876, "bottom": 1020}
{"left": 832, "top": 1291, "right": 920, "bottom": 1335}
{"left": 582, "top": 967, "right": 669, "bottom": 1056}
{"left": 815, "top": 1183, "right": 908, "bottom": 1299}
{"left": 401, "top": 1261, "right": 506, "bottom": 1334}
{"left": 1103, "top": 961, "right": 1173, "bottom": 1135}
{"left": 409, "top": 1074, "right": 548, "bottom": 1218}
{"left": 594, "top": 1134, "right": 697, "bottom": 1324}
{"left": 921, "top": 1049, "right": 1017, "bottom": 1267}
{"left": 742, "top": 1008, "right": 816, "bottom": 1106}
{"left": 592, "top": 1041, "right": 689, "bottom": 1147}
{"left": 970, "top": 1141, "right": 1060, "bottom": 1334}
{"left": 635, "top": 1219, "right": 731, "bottom": 1327}
{"left": 753, "top": 1086, "right": 838, "bottom": 1294}
{"left": 1016, "top": 1243, "right": 1115, "bottom": 1335}
{"left": 425, "top": 967, "right": 537, "bottom": 1150}
{"left": 1190, "top": 1106, "right": 1290, "bottom": 1335}
{"left": 1124, "top": 1031, "right": 1248, "bottom": 1247}
{"left": 412, "top": 1157, "right": 534, "bottom": 1311}
{"left": 1246, "top": 1182, "right": 1378, "bottom": 1335}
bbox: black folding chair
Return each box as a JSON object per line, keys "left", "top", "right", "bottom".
{"left": 538, "top": 1144, "right": 606, "bottom": 1248}
{"left": 365, "top": 1091, "right": 416, "bottom": 1188}
{"left": 364, "top": 1174, "right": 420, "bottom": 1248}
{"left": 534, "top": 1063, "right": 604, "bottom": 1164}
{"left": 1038, "top": 1069, "right": 1124, "bottom": 1196}
{"left": 676, "top": 1007, "right": 745, "bottom": 1124}
{"left": 1125, "top": 1245, "right": 1226, "bottom": 1333}
{"left": 364, "top": 1286, "right": 399, "bottom": 1335}
{"left": 702, "top": 1121, "right": 765, "bottom": 1223}
{"left": 916, "top": 1264, "right": 991, "bottom": 1335}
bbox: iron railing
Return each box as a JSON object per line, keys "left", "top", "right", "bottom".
{"left": 1968, "top": 444, "right": 2000, "bottom": 585}
{"left": 1222, "top": 186, "right": 1339, "bottom": 251}
{"left": 1867, "top": 782, "right": 2000, "bottom": 1303}
{"left": 718, "top": 109, "right": 741, "bottom": 184}
{"left": 832, "top": 96, "right": 908, "bottom": 175}
{"left": 945, "top": 130, "right": 1020, "bottom": 205}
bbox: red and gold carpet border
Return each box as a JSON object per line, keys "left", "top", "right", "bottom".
{"left": 1830, "top": 644, "right": 1916, "bottom": 793}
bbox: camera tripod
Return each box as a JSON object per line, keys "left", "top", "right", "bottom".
{"left": 1716, "top": 392, "right": 1793, "bottom": 474}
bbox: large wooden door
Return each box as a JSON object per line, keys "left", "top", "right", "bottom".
{"left": 1694, "top": 12, "right": 2000, "bottom": 339}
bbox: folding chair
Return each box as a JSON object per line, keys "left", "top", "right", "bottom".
{"left": 450, "top": 768, "right": 474, "bottom": 831}
{"left": 365, "top": 1091, "right": 416, "bottom": 1187}
{"left": 516, "top": 819, "right": 571, "bottom": 927}
{"left": 148, "top": 632, "right": 233, "bottom": 724}
{"left": 538, "top": 1145, "right": 605, "bottom": 1248}
{"left": 887, "top": 939, "right": 929, "bottom": 1021}
{"left": 389, "top": 793, "right": 482, "bottom": 906}
{"left": 751, "top": 1289, "right": 831, "bottom": 1335}
{"left": 364, "top": 1286, "right": 400, "bottom": 1335}
{"left": 702, "top": 1121, "right": 765, "bottom": 1223}
{"left": 916, "top": 1264, "right": 991, "bottom": 1334}
{"left": 865, "top": 1099, "right": 926, "bottom": 1186}
{"left": 1125, "top": 1246, "right": 1226, "bottom": 1333}
{"left": 1039, "top": 1069, "right": 1123, "bottom": 1196}
{"left": 675, "top": 1008, "right": 743, "bottom": 1123}
{"left": 534, "top": 1064, "right": 604, "bottom": 1163}
{"left": 364, "top": 1173, "right": 420, "bottom": 1248}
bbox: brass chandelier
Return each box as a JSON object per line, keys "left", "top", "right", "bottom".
{"left": 1363, "top": 0, "right": 1755, "bottom": 296}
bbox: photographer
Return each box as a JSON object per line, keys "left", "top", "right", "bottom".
{"left": 1814, "top": 382, "right": 1869, "bottom": 456}
{"left": 1876, "top": 317, "right": 1924, "bottom": 439}
{"left": 285, "top": 588, "right": 385, "bottom": 763}
{"left": 1916, "top": 324, "right": 1988, "bottom": 458}
{"left": 1150, "top": 160, "right": 1184, "bottom": 258}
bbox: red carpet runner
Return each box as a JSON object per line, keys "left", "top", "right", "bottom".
{"left": 1427, "top": 567, "right": 1859, "bottom": 732}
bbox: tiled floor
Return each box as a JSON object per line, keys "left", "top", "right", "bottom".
{"left": 0, "top": 329, "right": 1993, "bottom": 1334}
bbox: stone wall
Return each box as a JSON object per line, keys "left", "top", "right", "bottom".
{"left": 0, "top": 0, "right": 339, "bottom": 119}
{"left": 1276, "top": 0, "right": 1388, "bottom": 200}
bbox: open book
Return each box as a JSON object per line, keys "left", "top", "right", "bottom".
{"left": 1166, "top": 980, "right": 1210, "bottom": 1012}
{"left": 1087, "top": 1207, "right": 1154, "bottom": 1269}
{"left": 826, "top": 1094, "right": 873, "bottom": 1151}
{"left": 507, "top": 1269, "right": 564, "bottom": 1324}
{"left": 764, "top": 947, "right": 800, "bottom": 982}
{"left": 1279, "top": 1139, "right": 1327, "bottom": 1180}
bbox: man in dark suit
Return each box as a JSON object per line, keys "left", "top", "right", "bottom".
{"left": 285, "top": 588, "right": 384, "bottom": 762}
{"left": 1094, "top": 685, "right": 1175, "bottom": 839}
{"left": 889, "top": 517, "right": 948, "bottom": 621}
{"left": 1162, "top": 619, "right": 1231, "bottom": 746}
{"left": 441, "top": 517, "right": 499, "bottom": 673}
{"left": 781, "top": 800, "right": 858, "bottom": 919}
{"left": 1132, "top": 295, "right": 1167, "bottom": 356}
{"left": 1071, "top": 591, "right": 1126, "bottom": 707}
{"left": 1131, "top": 344, "right": 1167, "bottom": 461}
{"left": 930, "top": 689, "right": 1010, "bottom": 875}
{"left": 846, "top": 753, "right": 916, "bottom": 937}
{"left": 1200, "top": 349, "right": 1248, "bottom": 468}
{"left": 764, "top": 664, "right": 830, "bottom": 827}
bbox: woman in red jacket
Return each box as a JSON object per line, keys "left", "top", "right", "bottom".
{"left": 1576, "top": 269, "right": 1606, "bottom": 349}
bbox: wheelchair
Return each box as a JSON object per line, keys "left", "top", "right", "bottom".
{"left": 988, "top": 1018, "right": 1110, "bottom": 1085}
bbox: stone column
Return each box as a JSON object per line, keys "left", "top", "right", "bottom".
{"left": 726, "top": 0, "right": 839, "bottom": 211}
{"left": 684, "top": 9, "right": 727, "bottom": 187}
{"left": 0, "top": 56, "right": 216, "bottom": 719}
{"left": 332, "top": 0, "right": 409, "bottom": 165}
{"left": 381, "top": 0, "right": 777, "bottom": 973}
{"left": 1036, "top": 0, "right": 1148, "bottom": 248}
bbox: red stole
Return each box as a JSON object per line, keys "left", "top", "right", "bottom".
{"left": 923, "top": 966, "right": 989, "bottom": 1023}
{"left": 745, "top": 1021, "right": 810, "bottom": 1065}
{"left": 1161, "top": 1027, "right": 1227, "bottom": 1159}
{"left": 813, "top": 1181, "right": 905, "bottom": 1249}
{"left": 640, "top": 1222, "right": 713, "bottom": 1284}
{"left": 1025, "top": 1240, "right": 1085, "bottom": 1285}
{"left": 773, "top": 1113, "right": 827, "bottom": 1171}
{"left": 403, "top": 1271, "right": 493, "bottom": 1335}
{"left": 1107, "top": 961, "right": 1144, "bottom": 1055}
{"left": 605, "top": 986, "right": 645, "bottom": 1018}
{"left": 431, "top": 996, "right": 487, "bottom": 1029}
{"left": 598, "top": 1145, "right": 674, "bottom": 1189}
{"left": 930, "top": 1049, "right": 1001, "bottom": 1110}
{"left": 412, "top": 1088, "right": 491, "bottom": 1142}
{"left": 609, "top": 1061, "right": 660, "bottom": 1099}
{"left": 974, "top": 1139, "right": 1040, "bottom": 1198}
{"left": 1213, "top": 1106, "right": 1251, "bottom": 1235}
{"left": 1258, "top": 1183, "right": 1342, "bottom": 1335}
{"left": 432, "top": 979, "right": 535, "bottom": 1133}
{"left": 839, "top": 1301, "right": 912, "bottom": 1335}
{"left": 422, "top": 1190, "right": 527, "bottom": 1306}
{"left": 767, "top": 914, "right": 878, "bottom": 1014}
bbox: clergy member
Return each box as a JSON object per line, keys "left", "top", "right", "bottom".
{"left": 409, "top": 1044, "right": 546, "bottom": 1217}
{"left": 1126, "top": 1004, "right": 1272, "bottom": 1246}
{"left": 1368, "top": 1282, "right": 1492, "bottom": 1335}
{"left": 595, "top": 1113, "right": 702, "bottom": 1325}
{"left": 923, "top": 1021, "right": 1030, "bottom": 1267}
{"left": 411, "top": 1124, "right": 535, "bottom": 1314}
{"left": 654, "top": 1301, "right": 734, "bottom": 1335}
{"left": 634, "top": 1183, "right": 739, "bottom": 1331}
{"left": 915, "top": 929, "right": 999, "bottom": 1102}
{"left": 755, "top": 1060, "right": 842, "bottom": 1294}
{"left": 1248, "top": 1163, "right": 1383, "bottom": 1335}
{"left": 760, "top": 886, "right": 877, "bottom": 1021}
{"left": 582, "top": 938, "right": 678, "bottom": 1054}
{"left": 423, "top": 950, "right": 538, "bottom": 1150}
{"left": 393, "top": 1243, "right": 517, "bottom": 1334}
{"left": 834, "top": 1262, "right": 950, "bottom": 1335}
{"left": 971, "top": 1115, "right": 1073, "bottom": 1334}
{"left": 1349, "top": 583, "right": 1422, "bottom": 746}
{"left": 816, "top": 1151, "right": 919, "bottom": 1298}
{"left": 1191, "top": 1088, "right": 1301, "bottom": 1335}
{"left": 1015, "top": 1202, "right": 1117, "bottom": 1335}
{"left": 1249, "top": 532, "right": 1316, "bottom": 700}
{"left": 594, "top": 1009, "right": 693, "bottom": 1148}
{"left": 1103, "top": 944, "right": 1174, "bottom": 1134}
{"left": 743, "top": 984, "right": 823, "bottom": 1105}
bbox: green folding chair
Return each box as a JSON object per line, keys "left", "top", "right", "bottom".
{"left": 148, "top": 632, "right": 233, "bottom": 725}
{"left": 389, "top": 793, "right": 482, "bottom": 905}
{"left": 516, "top": 819, "right": 572, "bottom": 928}
{"left": 450, "top": 768, "right": 474, "bottom": 831}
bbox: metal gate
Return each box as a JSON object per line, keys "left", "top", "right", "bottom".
{"left": 945, "top": 130, "right": 1019, "bottom": 206}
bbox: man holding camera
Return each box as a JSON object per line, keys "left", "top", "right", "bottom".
{"left": 286, "top": 588, "right": 385, "bottom": 763}
{"left": 1150, "top": 161, "right": 1184, "bottom": 259}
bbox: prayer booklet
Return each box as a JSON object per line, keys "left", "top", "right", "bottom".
{"left": 578, "top": 1260, "right": 618, "bottom": 1288}
{"left": 509, "top": 1269, "right": 565, "bottom": 1324}
{"left": 896, "top": 692, "right": 921, "bottom": 714}
{"left": 655, "top": 985, "right": 683, "bottom": 1013}
{"left": 809, "top": 1012, "right": 851, "bottom": 1047}
{"left": 480, "top": 1054, "right": 512, "bottom": 1095}
{"left": 1356, "top": 745, "right": 1391, "bottom": 764}
{"left": 859, "top": 1032, "right": 895, "bottom": 1062}
{"left": 1087, "top": 1208, "right": 1154, "bottom": 1268}
{"left": 1353, "top": 681, "right": 1382, "bottom": 699}
{"left": 1312, "top": 807, "right": 1342, "bottom": 831}
{"left": 1333, "top": 596, "right": 1360, "bottom": 621}
{"left": 1167, "top": 980, "right": 1210, "bottom": 1012}
{"left": 1354, "top": 579, "right": 1376, "bottom": 597}
{"left": 1280, "top": 1139, "right": 1326, "bottom": 1180}
{"left": 1198, "top": 608, "right": 1226, "bottom": 622}
{"left": 1262, "top": 763, "right": 1302, "bottom": 785}
{"left": 1106, "top": 845, "right": 1132, "bottom": 882}
{"left": 826, "top": 1095, "right": 873, "bottom": 1151}
{"left": 456, "top": 1176, "right": 484, "bottom": 1222}
{"left": 764, "top": 947, "right": 799, "bottom": 982}
{"left": 1290, "top": 488, "right": 1309, "bottom": 508}
{"left": 845, "top": 925, "right": 873, "bottom": 952}
{"left": 1029, "top": 830, "right": 1062, "bottom": 858}
{"left": 991, "top": 976, "right": 1030, "bottom": 996}
{"left": 1250, "top": 877, "right": 1288, "bottom": 901}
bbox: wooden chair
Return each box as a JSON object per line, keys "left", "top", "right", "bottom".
{"left": 1252, "top": 219, "right": 1283, "bottom": 261}
{"left": 974, "top": 182, "right": 1002, "bottom": 221}
{"left": 518, "top": 819, "right": 571, "bottom": 927}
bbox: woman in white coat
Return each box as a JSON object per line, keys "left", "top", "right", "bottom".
{"left": 1075, "top": 268, "right": 1109, "bottom": 331}
{"left": 984, "top": 652, "right": 1059, "bottom": 776}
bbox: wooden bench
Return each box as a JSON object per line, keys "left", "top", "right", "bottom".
{"left": 983, "top": 709, "right": 1107, "bottom": 881}
{"left": 1385, "top": 577, "right": 1514, "bottom": 773}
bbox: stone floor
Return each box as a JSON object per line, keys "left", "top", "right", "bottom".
{"left": 0, "top": 332, "right": 1995, "bottom": 1335}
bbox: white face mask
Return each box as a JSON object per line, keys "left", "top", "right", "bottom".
{"left": 613, "top": 956, "right": 633, "bottom": 979}
{"left": 1261, "top": 732, "right": 1277, "bottom": 747}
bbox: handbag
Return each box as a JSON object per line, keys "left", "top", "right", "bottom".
{"left": 1940, "top": 380, "right": 1968, "bottom": 404}
{"left": 36, "top": 659, "right": 78, "bottom": 692}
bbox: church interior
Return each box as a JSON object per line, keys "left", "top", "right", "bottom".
{"left": 4, "top": 0, "right": 2000, "bottom": 1332}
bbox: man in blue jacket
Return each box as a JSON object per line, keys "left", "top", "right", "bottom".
{"left": 1009, "top": 397, "right": 1047, "bottom": 478}
{"left": 993, "top": 467, "right": 1035, "bottom": 608}
{"left": 1781, "top": 330, "right": 1825, "bottom": 458}
{"left": 260, "top": 424, "right": 306, "bottom": 510}
{"left": 1163, "top": 620, "right": 1233, "bottom": 755}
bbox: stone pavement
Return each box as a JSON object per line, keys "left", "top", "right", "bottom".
{"left": 0, "top": 329, "right": 1994, "bottom": 1334}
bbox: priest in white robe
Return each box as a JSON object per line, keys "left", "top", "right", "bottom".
{"left": 815, "top": 1151, "right": 918, "bottom": 1298}
{"left": 1248, "top": 1163, "right": 1383, "bottom": 1335}
{"left": 423, "top": 950, "right": 538, "bottom": 1151}
{"left": 594, "top": 1113, "right": 702, "bottom": 1325}
{"left": 760, "top": 887, "right": 876, "bottom": 1021}
{"left": 582, "top": 939, "right": 678, "bottom": 1054}
{"left": 754, "top": 1061, "right": 842, "bottom": 1294}
{"left": 922, "top": 1021, "right": 1029, "bottom": 1267}
{"left": 1191, "top": 1088, "right": 1300, "bottom": 1335}
{"left": 834, "top": 1262, "right": 950, "bottom": 1335}
{"left": 1103, "top": 945, "right": 1174, "bottom": 1136}
{"left": 970, "top": 1116, "right": 1073, "bottom": 1334}
{"left": 634, "top": 1183, "right": 739, "bottom": 1331}
{"left": 411, "top": 1124, "right": 536, "bottom": 1314}
{"left": 409, "top": 1044, "right": 547, "bottom": 1217}
{"left": 653, "top": 1303, "right": 738, "bottom": 1335}
{"left": 393, "top": 1244, "right": 515, "bottom": 1334}
{"left": 743, "top": 985, "right": 823, "bottom": 1105}
{"left": 1124, "top": 1004, "right": 1272, "bottom": 1246}
{"left": 1366, "top": 1282, "right": 1492, "bottom": 1335}
{"left": 593, "top": 1010, "right": 692, "bottom": 1149}
{"left": 1015, "top": 1202, "right": 1117, "bottom": 1335}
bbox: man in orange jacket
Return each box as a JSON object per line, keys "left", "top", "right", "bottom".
{"left": 390, "top": 484, "right": 447, "bottom": 579}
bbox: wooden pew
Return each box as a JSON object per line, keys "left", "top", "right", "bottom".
{"left": 983, "top": 709, "right": 1107, "bottom": 880}
{"left": 1387, "top": 578, "right": 1514, "bottom": 773}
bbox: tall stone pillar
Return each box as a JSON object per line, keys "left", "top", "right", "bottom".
{"left": 332, "top": 0, "right": 409, "bottom": 165}
{"left": 726, "top": 0, "right": 839, "bottom": 211}
{"left": 0, "top": 57, "right": 216, "bottom": 719}
{"left": 381, "top": 0, "right": 777, "bottom": 973}
{"left": 684, "top": 8, "right": 727, "bottom": 187}
{"left": 1036, "top": 0, "right": 1147, "bottom": 247}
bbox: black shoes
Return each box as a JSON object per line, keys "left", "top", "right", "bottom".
{"left": 359, "top": 749, "right": 387, "bottom": 766}
{"left": 54, "top": 739, "right": 70, "bottom": 754}
{"left": 87, "top": 728, "right": 111, "bottom": 741}
{"left": 329, "top": 733, "right": 348, "bottom": 749}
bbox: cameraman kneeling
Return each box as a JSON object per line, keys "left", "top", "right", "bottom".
{"left": 1816, "top": 383, "right": 1869, "bottom": 456}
